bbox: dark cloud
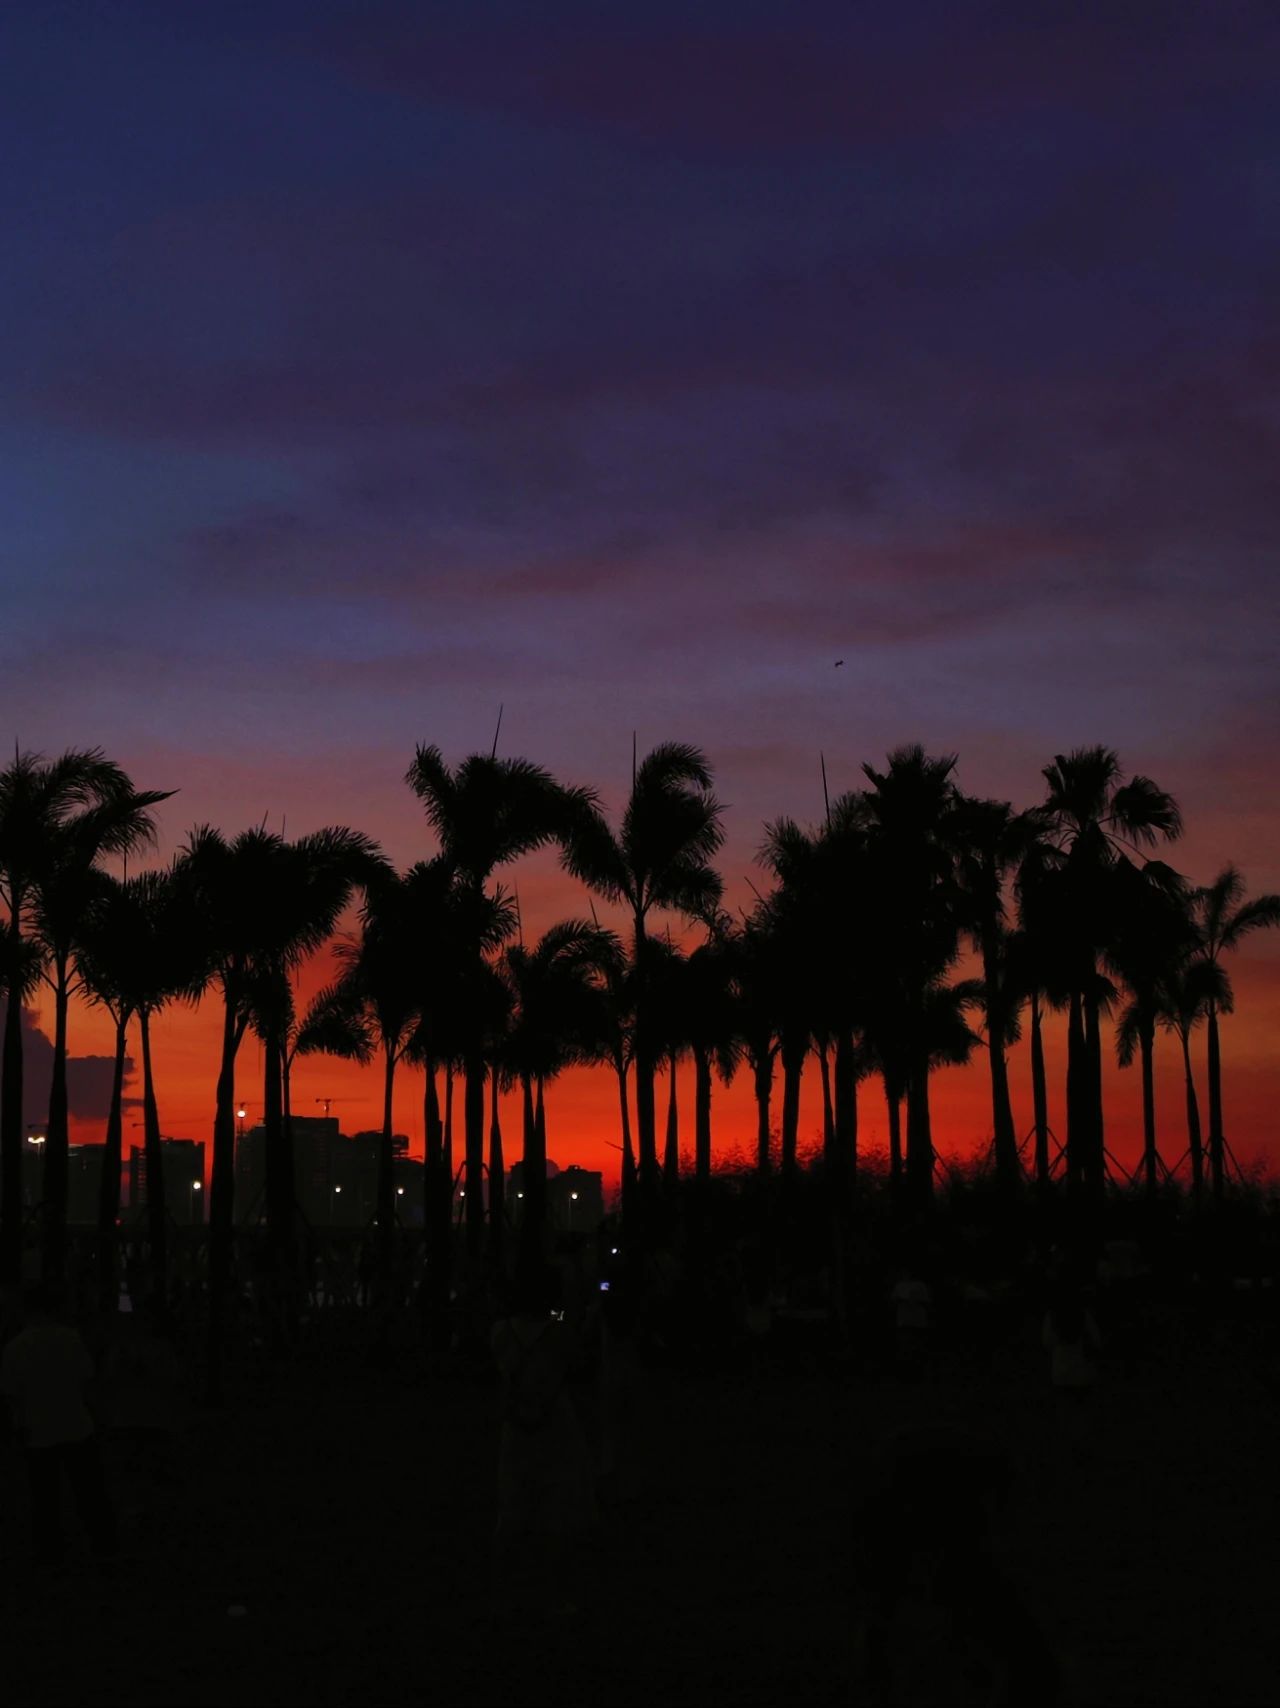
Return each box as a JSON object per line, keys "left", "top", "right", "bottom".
{"left": 0, "top": 1001, "right": 138, "bottom": 1127}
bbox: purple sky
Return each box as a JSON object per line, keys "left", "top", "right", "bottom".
{"left": 3, "top": 1, "right": 1277, "bottom": 887}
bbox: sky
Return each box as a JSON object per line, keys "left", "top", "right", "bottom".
{"left": 3, "top": 0, "right": 1278, "bottom": 1183}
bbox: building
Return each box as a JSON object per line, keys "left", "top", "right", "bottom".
{"left": 127, "top": 1139, "right": 206, "bottom": 1225}
{"left": 235, "top": 1119, "right": 421, "bottom": 1227}
{"left": 506, "top": 1160, "right": 604, "bottom": 1234}
{"left": 18, "top": 1132, "right": 106, "bottom": 1222}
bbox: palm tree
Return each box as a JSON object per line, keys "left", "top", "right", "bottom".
{"left": 0, "top": 919, "right": 43, "bottom": 1274}
{"left": 761, "top": 794, "right": 870, "bottom": 1194}
{"left": 183, "top": 824, "right": 382, "bottom": 1394}
{"left": 74, "top": 876, "right": 143, "bottom": 1308}
{"left": 1156, "top": 958, "right": 1225, "bottom": 1197}
{"left": 501, "top": 919, "right": 619, "bottom": 1249}
{"left": 0, "top": 748, "right": 169, "bottom": 1284}
{"left": 682, "top": 925, "right": 738, "bottom": 1186}
{"left": 406, "top": 746, "right": 595, "bottom": 1259}
{"left": 1193, "top": 868, "right": 1280, "bottom": 1200}
{"left": 860, "top": 747, "right": 968, "bottom": 1203}
{"left": 1109, "top": 861, "right": 1196, "bottom": 1194}
{"left": 563, "top": 743, "right": 724, "bottom": 1194}
{"left": 1040, "top": 748, "right": 1182, "bottom": 1197}
{"left": 731, "top": 913, "right": 780, "bottom": 1176}
{"left": 953, "top": 797, "right": 1048, "bottom": 1188}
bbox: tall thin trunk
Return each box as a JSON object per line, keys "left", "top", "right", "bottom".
{"left": 1084, "top": 987, "right": 1105, "bottom": 1192}
{"left": 1066, "top": 989, "right": 1086, "bottom": 1191}
{"left": 139, "top": 1008, "right": 167, "bottom": 1304}
{"left": 818, "top": 1041, "right": 835, "bottom": 1175}
{"left": 780, "top": 1036, "right": 804, "bottom": 1179}
{"left": 42, "top": 954, "right": 71, "bottom": 1286}
{"left": 207, "top": 989, "right": 241, "bottom": 1404}
{"left": 1139, "top": 1018, "right": 1159, "bottom": 1195}
{"left": 488, "top": 1067, "right": 504, "bottom": 1262}
{"left": 263, "top": 1026, "right": 289, "bottom": 1254}
{"left": 833, "top": 1029, "right": 858, "bottom": 1193}
{"left": 96, "top": 1013, "right": 128, "bottom": 1311}
{"left": 1030, "top": 991, "right": 1049, "bottom": 1187}
{"left": 444, "top": 1061, "right": 454, "bottom": 1181}
{"left": 1181, "top": 1028, "right": 1204, "bottom": 1200}
{"left": 905, "top": 1050, "right": 933, "bottom": 1202}
{"left": 520, "top": 1069, "right": 545, "bottom": 1249}
{"left": 693, "top": 1045, "right": 712, "bottom": 1184}
{"left": 0, "top": 898, "right": 27, "bottom": 1283}
{"left": 1207, "top": 1002, "right": 1225, "bottom": 1201}
{"left": 535, "top": 1079, "right": 548, "bottom": 1224}
{"left": 377, "top": 1044, "right": 396, "bottom": 1273}
{"left": 422, "top": 1060, "right": 448, "bottom": 1302}
{"left": 633, "top": 912, "right": 659, "bottom": 1190}
{"left": 985, "top": 961, "right": 1018, "bottom": 1186}
{"left": 615, "top": 1051, "right": 636, "bottom": 1221}
{"left": 886, "top": 1080, "right": 903, "bottom": 1184}
{"left": 753, "top": 1049, "right": 773, "bottom": 1175}
{"left": 663, "top": 1048, "right": 679, "bottom": 1189}
{"left": 463, "top": 1055, "right": 485, "bottom": 1260}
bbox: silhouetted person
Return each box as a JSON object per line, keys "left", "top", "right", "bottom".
{"left": 491, "top": 1261, "right": 596, "bottom": 1617}
{"left": 854, "top": 1426, "right": 1059, "bottom": 1705}
{"left": 0, "top": 1284, "right": 117, "bottom": 1571}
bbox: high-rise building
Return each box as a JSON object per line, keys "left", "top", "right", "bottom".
{"left": 128, "top": 1139, "right": 206, "bottom": 1225}
{"left": 235, "top": 1119, "right": 421, "bottom": 1227}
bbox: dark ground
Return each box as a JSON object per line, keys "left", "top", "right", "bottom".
{"left": 3, "top": 1306, "right": 1278, "bottom": 1708}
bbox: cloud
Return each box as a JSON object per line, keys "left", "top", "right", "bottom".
{"left": 0, "top": 1001, "right": 137, "bottom": 1127}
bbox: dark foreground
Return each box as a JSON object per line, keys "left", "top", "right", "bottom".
{"left": 2, "top": 1312, "right": 1277, "bottom": 1708}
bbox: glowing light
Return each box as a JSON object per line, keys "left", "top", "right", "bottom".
{"left": 192, "top": 1180, "right": 202, "bottom": 1190}
{"left": 396, "top": 1187, "right": 405, "bottom": 1196}
{"left": 570, "top": 1191, "right": 579, "bottom": 1201}
{"left": 334, "top": 1185, "right": 343, "bottom": 1194}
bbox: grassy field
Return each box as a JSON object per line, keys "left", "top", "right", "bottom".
{"left": 2, "top": 1305, "right": 1277, "bottom": 1707}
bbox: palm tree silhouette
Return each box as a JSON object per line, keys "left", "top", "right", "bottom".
{"left": 0, "top": 749, "right": 169, "bottom": 1283}
{"left": 564, "top": 742, "right": 724, "bottom": 1197}
{"left": 1193, "top": 868, "right": 1280, "bottom": 1199}
{"left": 1040, "top": 748, "right": 1182, "bottom": 1197}
{"left": 861, "top": 747, "right": 967, "bottom": 1203}
{"left": 501, "top": 918, "right": 618, "bottom": 1249}
{"left": 75, "top": 874, "right": 142, "bottom": 1307}
{"left": 682, "top": 924, "right": 738, "bottom": 1186}
{"left": 953, "top": 797, "right": 1048, "bottom": 1189}
{"left": 1110, "top": 860, "right": 1197, "bottom": 1194}
{"left": 1156, "top": 957, "right": 1224, "bottom": 1195}
{"left": 406, "top": 745, "right": 593, "bottom": 1259}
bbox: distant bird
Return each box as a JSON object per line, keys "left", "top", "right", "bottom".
{"left": 834, "top": 659, "right": 844, "bottom": 667}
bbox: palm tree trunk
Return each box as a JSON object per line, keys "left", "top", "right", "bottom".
{"left": 834, "top": 1029, "right": 858, "bottom": 1190}
{"left": 1207, "top": 1003, "right": 1225, "bottom": 1201}
{"left": 818, "top": 1041, "right": 835, "bottom": 1175}
{"left": 753, "top": 1050, "right": 773, "bottom": 1174}
{"left": 1030, "top": 991, "right": 1049, "bottom": 1187}
{"left": 633, "top": 914, "right": 659, "bottom": 1189}
{"left": 444, "top": 1061, "right": 454, "bottom": 1181}
{"left": 535, "top": 1078, "right": 548, "bottom": 1223}
{"left": 1066, "top": 989, "right": 1086, "bottom": 1191}
{"left": 1084, "top": 987, "right": 1105, "bottom": 1192}
{"left": 207, "top": 991, "right": 241, "bottom": 1404}
{"left": 693, "top": 1045, "right": 712, "bottom": 1184}
{"left": 905, "top": 1051, "right": 933, "bottom": 1203}
{"left": 422, "top": 1060, "right": 448, "bottom": 1306}
{"left": 263, "top": 1025, "right": 290, "bottom": 1257}
{"left": 780, "top": 1037, "right": 804, "bottom": 1179}
{"left": 97, "top": 1014, "right": 128, "bottom": 1311}
{"left": 488, "top": 1068, "right": 505, "bottom": 1264}
{"left": 615, "top": 1051, "right": 637, "bottom": 1220}
{"left": 663, "top": 1048, "right": 679, "bottom": 1189}
{"left": 0, "top": 902, "right": 27, "bottom": 1285}
{"left": 42, "top": 956, "right": 71, "bottom": 1287}
{"left": 463, "top": 1054, "right": 485, "bottom": 1260}
{"left": 1181, "top": 1028, "right": 1204, "bottom": 1200}
{"left": 139, "top": 1008, "right": 167, "bottom": 1304}
{"left": 985, "top": 984, "right": 1018, "bottom": 1186}
{"left": 886, "top": 1081, "right": 903, "bottom": 1185}
{"left": 377, "top": 1044, "right": 396, "bottom": 1275}
{"left": 520, "top": 1069, "right": 545, "bottom": 1249}
{"left": 1140, "top": 1019, "right": 1159, "bottom": 1195}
